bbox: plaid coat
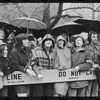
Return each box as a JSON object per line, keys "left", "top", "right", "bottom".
{"left": 31, "top": 46, "right": 55, "bottom": 70}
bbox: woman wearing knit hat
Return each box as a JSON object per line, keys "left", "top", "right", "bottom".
{"left": 53, "top": 35, "right": 71, "bottom": 97}
{"left": 31, "top": 34, "right": 55, "bottom": 97}
{"left": 9, "top": 33, "right": 36, "bottom": 97}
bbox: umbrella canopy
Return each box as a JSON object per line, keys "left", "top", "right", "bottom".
{"left": 74, "top": 18, "right": 100, "bottom": 33}
{"left": 0, "top": 20, "right": 22, "bottom": 41}
{"left": 50, "top": 22, "right": 86, "bottom": 37}
{"left": 0, "top": 20, "right": 21, "bottom": 32}
{"left": 9, "top": 17, "right": 47, "bottom": 30}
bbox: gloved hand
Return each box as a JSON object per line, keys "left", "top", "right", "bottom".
{"left": 72, "top": 66, "right": 79, "bottom": 72}
{"left": 26, "top": 69, "right": 36, "bottom": 78}
{"left": 37, "top": 74, "right": 43, "bottom": 79}
{"left": 93, "top": 64, "right": 99, "bottom": 68}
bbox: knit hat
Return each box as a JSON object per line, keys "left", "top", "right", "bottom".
{"left": 42, "top": 34, "right": 55, "bottom": 48}
{"left": 27, "top": 34, "right": 35, "bottom": 41}
{"left": 15, "top": 33, "right": 27, "bottom": 43}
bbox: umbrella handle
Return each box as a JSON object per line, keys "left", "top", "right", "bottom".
{"left": 27, "top": 28, "right": 28, "bottom": 34}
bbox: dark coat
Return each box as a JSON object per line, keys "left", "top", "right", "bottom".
{"left": 86, "top": 43, "right": 100, "bottom": 65}
{"left": 70, "top": 48, "right": 93, "bottom": 88}
{"left": 9, "top": 47, "right": 31, "bottom": 72}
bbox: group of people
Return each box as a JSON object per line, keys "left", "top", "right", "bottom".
{"left": 0, "top": 28, "right": 100, "bottom": 97}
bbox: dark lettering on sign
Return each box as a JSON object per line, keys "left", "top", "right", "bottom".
{"left": 18, "top": 74, "right": 22, "bottom": 80}
{"left": 7, "top": 73, "right": 22, "bottom": 80}
{"left": 63, "top": 71, "right": 66, "bottom": 77}
{"left": 59, "top": 72, "right": 62, "bottom": 77}
{"left": 71, "top": 71, "right": 81, "bottom": 76}
{"left": 59, "top": 71, "right": 66, "bottom": 77}
{"left": 86, "top": 70, "right": 95, "bottom": 75}
{"left": 86, "top": 71, "right": 89, "bottom": 75}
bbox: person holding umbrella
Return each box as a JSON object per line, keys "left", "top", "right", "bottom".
{"left": 31, "top": 34, "right": 55, "bottom": 97}
{"left": 68, "top": 36, "right": 93, "bottom": 97}
{"left": 9, "top": 33, "right": 36, "bottom": 97}
{"left": 53, "top": 35, "right": 71, "bottom": 97}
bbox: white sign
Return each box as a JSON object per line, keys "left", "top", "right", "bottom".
{"left": 3, "top": 69, "right": 96, "bottom": 86}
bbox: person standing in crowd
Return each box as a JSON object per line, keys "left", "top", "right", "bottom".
{"left": 7, "top": 32, "right": 15, "bottom": 56}
{"left": 31, "top": 34, "right": 55, "bottom": 97}
{"left": 9, "top": 33, "right": 36, "bottom": 97}
{"left": 0, "top": 29, "right": 9, "bottom": 97}
{"left": 85, "top": 30, "right": 100, "bottom": 96}
{"left": 68, "top": 36, "right": 93, "bottom": 97}
{"left": 53, "top": 35, "right": 71, "bottom": 97}
{"left": 0, "top": 43, "right": 9, "bottom": 97}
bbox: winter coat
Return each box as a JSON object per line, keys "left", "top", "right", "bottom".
{"left": 54, "top": 35, "right": 71, "bottom": 69}
{"left": 86, "top": 43, "right": 100, "bottom": 65}
{"left": 9, "top": 47, "right": 31, "bottom": 72}
{"left": 54, "top": 35, "right": 71, "bottom": 96}
{"left": 70, "top": 48, "right": 93, "bottom": 88}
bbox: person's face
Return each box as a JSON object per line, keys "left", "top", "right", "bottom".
{"left": 58, "top": 40, "right": 64, "bottom": 49}
{"left": 44, "top": 39, "right": 52, "bottom": 48}
{"left": 0, "top": 30, "right": 4, "bottom": 40}
{"left": 22, "top": 39, "right": 29, "bottom": 47}
{"left": 75, "top": 37, "right": 83, "bottom": 47}
{"left": 3, "top": 46, "right": 8, "bottom": 57}
{"left": 91, "top": 33, "right": 98, "bottom": 44}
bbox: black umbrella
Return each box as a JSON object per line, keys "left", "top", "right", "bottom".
{"left": 50, "top": 22, "right": 86, "bottom": 37}
{"left": 74, "top": 18, "right": 100, "bottom": 33}
{"left": 0, "top": 20, "right": 21, "bottom": 32}
{"left": 0, "top": 20, "right": 22, "bottom": 41}
{"left": 20, "top": 27, "right": 47, "bottom": 39}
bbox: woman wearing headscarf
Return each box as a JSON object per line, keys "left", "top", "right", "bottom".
{"left": 31, "top": 34, "right": 55, "bottom": 97}
{"left": 53, "top": 35, "right": 71, "bottom": 97}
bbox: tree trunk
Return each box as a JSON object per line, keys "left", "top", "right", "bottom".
{"left": 48, "top": 3, "right": 63, "bottom": 32}
{"left": 42, "top": 3, "right": 50, "bottom": 28}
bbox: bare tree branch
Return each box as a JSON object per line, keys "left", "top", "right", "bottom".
{"left": 62, "top": 7, "right": 95, "bottom": 12}
{"left": 61, "top": 14, "right": 83, "bottom": 18}
{"left": 72, "top": 11, "right": 83, "bottom": 17}
{"left": 50, "top": 12, "right": 82, "bottom": 21}
{"left": 16, "top": 4, "right": 28, "bottom": 17}
{"left": 95, "top": 5, "right": 100, "bottom": 11}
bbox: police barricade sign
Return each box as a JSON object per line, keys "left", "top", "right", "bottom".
{"left": 3, "top": 68, "right": 96, "bottom": 86}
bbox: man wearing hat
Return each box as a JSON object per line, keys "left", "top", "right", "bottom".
{"left": 31, "top": 34, "right": 55, "bottom": 97}
{"left": 9, "top": 33, "right": 36, "bottom": 97}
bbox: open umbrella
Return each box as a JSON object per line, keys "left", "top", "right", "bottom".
{"left": 0, "top": 20, "right": 22, "bottom": 41}
{"left": 0, "top": 20, "right": 21, "bottom": 32}
{"left": 50, "top": 22, "right": 86, "bottom": 37}
{"left": 74, "top": 18, "right": 100, "bottom": 33}
{"left": 9, "top": 17, "right": 47, "bottom": 35}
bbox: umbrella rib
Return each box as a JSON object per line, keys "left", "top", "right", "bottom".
{"left": 14, "top": 20, "right": 25, "bottom": 28}
{"left": 33, "top": 21, "right": 41, "bottom": 30}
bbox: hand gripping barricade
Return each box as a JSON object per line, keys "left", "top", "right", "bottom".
{"left": 0, "top": 68, "right": 96, "bottom": 87}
